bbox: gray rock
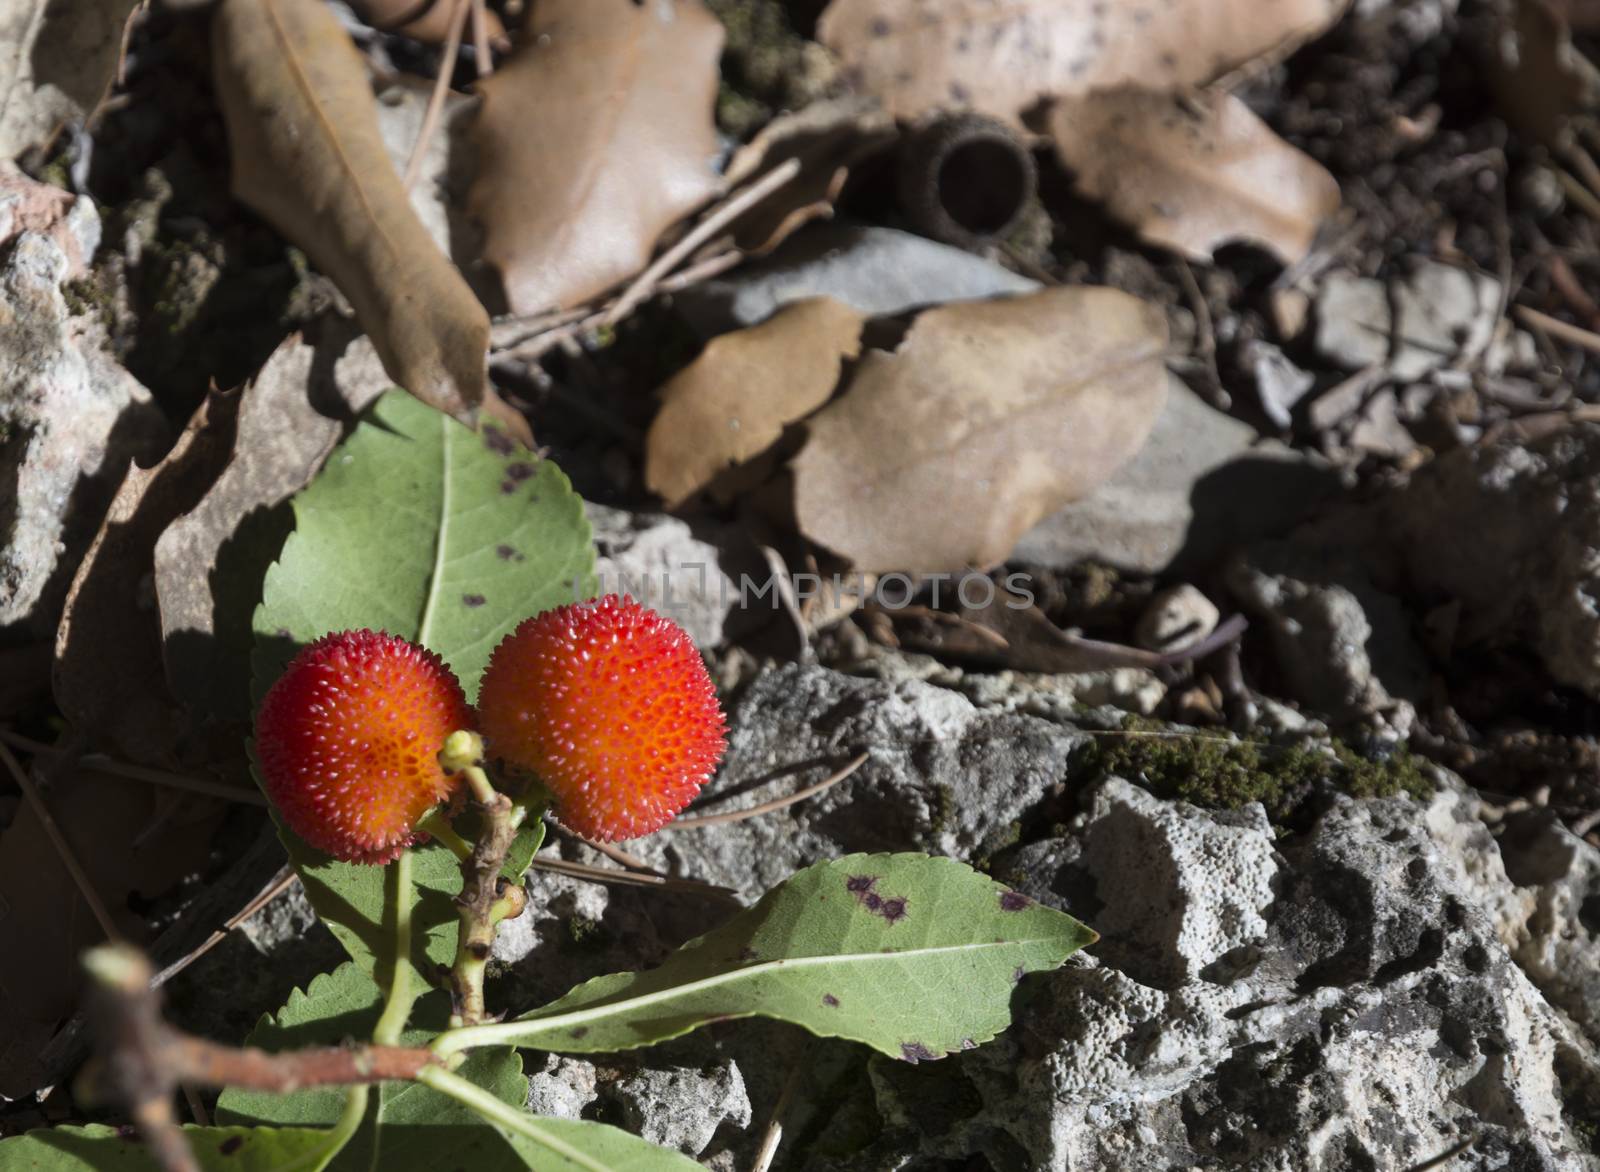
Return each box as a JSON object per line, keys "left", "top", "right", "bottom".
{"left": 634, "top": 662, "right": 1090, "bottom": 897}
{"left": 0, "top": 224, "right": 168, "bottom": 636}
{"left": 1225, "top": 540, "right": 1429, "bottom": 727}
{"left": 1302, "top": 424, "right": 1600, "bottom": 699}
{"left": 608, "top": 1057, "right": 752, "bottom": 1156}
{"left": 1080, "top": 780, "right": 1276, "bottom": 988}
{"left": 1134, "top": 583, "right": 1220, "bottom": 654}
{"left": 587, "top": 502, "right": 766, "bottom": 649}
{"left": 1241, "top": 338, "right": 1314, "bottom": 431}
{"left": 1013, "top": 378, "right": 1338, "bottom": 574}
{"left": 1500, "top": 813, "right": 1600, "bottom": 1048}
{"left": 808, "top": 780, "right": 1600, "bottom": 1171}
{"left": 1314, "top": 261, "right": 1503, "bottom": 380}
{"left": 1313, "top": 269, "right": 1389, "bottom": 371}
{"left": 672, "top": 223, "right": 1038, "bottom": 335}
{"left": 525, "top": 1054, "right": 599, "bottom": 1121}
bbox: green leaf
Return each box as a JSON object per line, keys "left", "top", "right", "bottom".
{"left": 494, "top": 1119, "right": 705, "bottom": 1172}
{"left": 251, "top": 388, "right": 596, "bottom": 702}
{"left": 249, "top": 391, "right": 594, "bottom": 990}
{"left": 278, "top": 834, "right": 465, "bottom": 995}
{"left": 442, "top": 853, "right": 1096, "bottom": 1062}
{"left": 0, "top": 1124, "right": 341, "bottom": 1171}
{"left": 502, "top": 816, "right": 546, "bottom": 884}
{"left": 218, "top": 963, "right": 694, "bottom": 1172}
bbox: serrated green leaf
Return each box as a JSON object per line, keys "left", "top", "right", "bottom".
{"left": 441, "top": 853, "right": 1096, "bottom": 1063}
{"left": 218, "top": 963, "right": 693, "bottom": 1172}
{"left": 248, "top": 390, "right": 593, "bottom": 992}
{"left": 0, "top": 1123, "right": 340, "bottom": 1171}
{"left": 251, "top": 389, "right": 596, "bottom": 702}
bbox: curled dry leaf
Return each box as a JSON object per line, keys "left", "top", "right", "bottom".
{"left": 646, "top": 297, "right": 866, "bottom": 508}
{"left": 348, "top": 0, "right": 505, "bottom": 45}
{"left": 211, "top": 0, "right": 489, "bottom": 423}
{"left": 1049, "top": 88, "right": 1340, "bottom": 265}
{"left": 818, "top": 0, "right": 1350, "bottom": 122}
{"left": 153, "top": 331, "right": 390, "bottom": 721}
{"left": 55, "top": 387, "right": 246, "bottom": 764}
{"left": 469, "top": 0, "right": 725, "bottom": 314}
{"left": 791, "top": 287, "right": 1169, "bottom": 574}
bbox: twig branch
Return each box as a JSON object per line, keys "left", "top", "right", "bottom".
{"left": 401, "top": 0, "right": 469, "bottom": 192}
{"left": 601, "top": 158, "right": 802, "bottom": 327}
{"left": 0, "top": 728, "right": 268, "bottom": 805}
{"left": 673, "top": 753, "right": 869, "bottom": 829}
{"left": 0, "top": 739, "right": 121, "bottom": 940}
{"left": 82, "top": 945, "right": 439, "bottom": 1172}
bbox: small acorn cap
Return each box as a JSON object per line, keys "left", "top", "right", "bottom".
{"left": 476, "top": 594, "right": 727, "bottom": 841}
{"left": 256, "top": 629, "right": 473, "bottom": 864}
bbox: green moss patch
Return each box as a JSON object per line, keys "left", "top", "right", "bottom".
{"left": 1077, "top": 719, "right": 1433, "bottom": 824}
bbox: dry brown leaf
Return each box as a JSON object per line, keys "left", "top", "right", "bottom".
{"left": 349, "top": 0, "right": 505, "bottom": 44}
{"left": 646, "top": 298, "right": 866, "bottom": 508}
{"left": 721, "top": 97, "right": 898, "bottom": 255}
{"left": 1483, "top": 0, "right": 1600, "bottom": 146}
{"left": 211, "top": 0, "right": 489, "bottom": 423}
{"left": 55, "top": 387, "right": 244, "bottom": 765}
{"left": 1049, "top": 88, "right": 1339, "bottom": 265}
{"left": 0, "top": 0, "right": 140, "bottom": 157}
{"left": 0, "top": 763, "right": 220, "bottom": 1099}
{"left": 818, "top": 0, "right": 1350, "bottom": 122}
{"left": 790, "top": 287, "right": 1168, "bottom": 574}
{"left": 469, "top": 0, "right": 725, "bottom": 314}
{"left": 153, "top": 330, "right": 390, "bottom": 721}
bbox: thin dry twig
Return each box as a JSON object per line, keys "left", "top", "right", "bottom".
{"left": 401, "top": 0, "right": 470, "bottom": 192}
{"left": 528, "top": 855, "right": 741, "bottom": 902}
{"left": 600, "top": 157, "right": 802, "bottom": 327}
{"left": 749, "top": 1059, "right": 804, "bottom": 1172}
{"left": 469, "top": 0, "right": 492, "bottom": 77}
{"left": 1175, "top": 257, "right": 1227, "bottom": 409}
{"left": 674, "top": 753, "right": 869, "bottom": 829}
{"left": 0, "top": 739, "right": 121, "bottom": 941}
{"left": 152, "top": 867, "right": 299, "bottom": 987}
{"left": 0, "top": 729, "right": 268, "bottom": 806}
{"left": 554, "top": 827, "right": 668, "bottom": 876}
{"left": 1515, "top": 304, "right": 1600, "bottom": 356}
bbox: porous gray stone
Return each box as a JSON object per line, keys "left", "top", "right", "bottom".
{"left": 608, "top": 1057, "right": 752, "bottom": 1156}
{"left": 633, "top": 662, "right": 1090, "bottom": 897}
{"left": 1296, "top": 424, "right": 1600, "bottom": 700}
{"left": 1226, "top": 540, "right": 1429, "bottom": 728}
{"left": 0, "top": 222, "right": 167, "bottom": 635}
{"left": 1134, "top": 583, "right": 1220, "bottom": 654}
{"left": 806, "top": 780, "right": 1600, "bottom": 1171}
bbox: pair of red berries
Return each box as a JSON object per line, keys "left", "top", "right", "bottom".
{"left": 255, "top": 595, "right": 727, "bottom": 864}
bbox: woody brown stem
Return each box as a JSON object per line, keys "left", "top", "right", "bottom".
{"left": 440, "top": 733, "right": 526, "bottom": 1027}
{"left": 82, "top": 945, "right": 441, "bottom": 1172}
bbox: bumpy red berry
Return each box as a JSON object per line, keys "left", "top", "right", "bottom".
{"left": 476, "top": 595, "right": 727, "bottom": 841}
{"left": 256, "top": 630, "right": 472, "bottom": 864}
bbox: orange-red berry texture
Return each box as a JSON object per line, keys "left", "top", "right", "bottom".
{"left": 476, "top": 594, "right": 727, "bottom": 841}
{"left": 256, "top": 629, "right": 472, "bottom": 864}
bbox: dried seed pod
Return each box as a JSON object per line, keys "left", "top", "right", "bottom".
{"left": 896, "top": 112, "right": 1037, "bottom": 247}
